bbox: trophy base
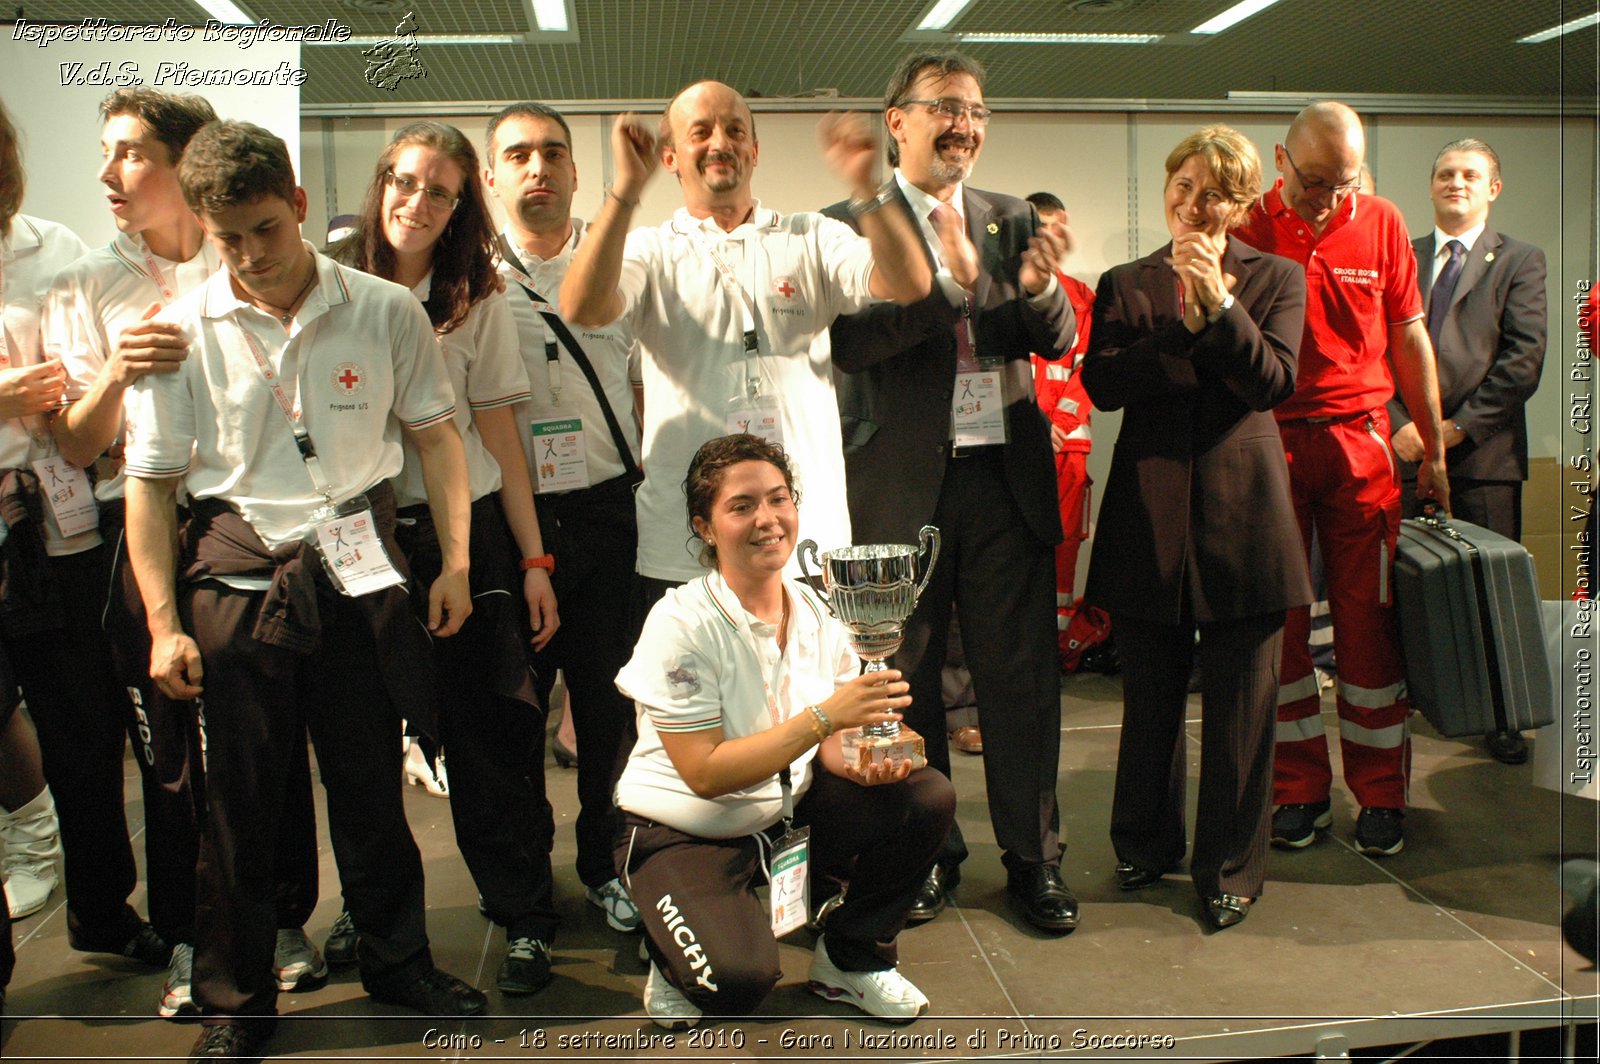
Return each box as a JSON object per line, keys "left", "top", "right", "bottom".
{"left": 841, "top": 727, "right": 927, "bottom": 773}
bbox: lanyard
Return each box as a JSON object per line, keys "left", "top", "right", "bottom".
{"left": 500, "top": 259, "right": 565, "bottom": 404}
{"left": 132, "top": 236, "right": 180, "bottom": 305}
{"left": 678, "top": 211, "right": 779, "bottom": 399}
{"left": 231, "top": 320, "right": 334, "bottom": 503}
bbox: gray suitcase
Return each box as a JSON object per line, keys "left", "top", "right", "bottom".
{"left": 1393, "top": 514, "right": 1554, "bottom": 738}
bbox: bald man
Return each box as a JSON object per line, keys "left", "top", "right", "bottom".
{"left": 1234, "top": 101, "right": 1448, "bottom": 859}
{"left": 561, "top": 81, "right": 931, "bottom": 616}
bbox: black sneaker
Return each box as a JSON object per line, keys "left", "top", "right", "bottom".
{"left": 369, "top": 965, "right": 487, "bottom": 1016}
{"left": 68, "top": 915, "right": 172, "bottom": 967}
{"left": 495, "top": 937, "right": 551, "bottom": 995}
{"left": 189, "top": 1021, "right": 270, "bottom": 1062}
{"left": 1270, "top": 800, "right": 1332, "bottom": 849}
{"left": 1355, "top": 806, "right": 1405, "bottom": 856}
{"left": 323, "top": 910, "right": 358, "bottom": 967}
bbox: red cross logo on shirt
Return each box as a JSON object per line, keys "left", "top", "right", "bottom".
{"left": 773, "top": 275, "right": 800, "bottom": 302}
{"left": 332, "top": 362, "right": 365, "bottom": 396}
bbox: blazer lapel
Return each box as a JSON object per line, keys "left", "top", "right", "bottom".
{"left": 1414, "top": 234, "right": 1436, "bottom": 312}
{"left": 889, "top": 184, "right": 942, "bottom": 274}
{"left": 963, "top": 187, "right": 995, "bottom": 309}
{"left": 1139, "top": 245, "right": 1178, "bottom": 322}
{"left": 1449, "top": 228, "right": 1499, "bottom": 315}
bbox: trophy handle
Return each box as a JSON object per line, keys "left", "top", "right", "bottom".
{"left": 913, "top": 525, "right": 941, "bottom": 607}
{"left": 797, "top": 539, "right": 831, "bottom": 607}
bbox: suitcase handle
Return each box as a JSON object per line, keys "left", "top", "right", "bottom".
{"left": 1416, "top": 502, "right": 1463, "bottom": 542}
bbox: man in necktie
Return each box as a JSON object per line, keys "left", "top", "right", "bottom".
{"left": 1389, "top": 137, "right": 1549, "bottom": 765}
{"left": 823, "top": 51, "right": 1080, "bottom": 933}
{"left": 1234, "top": 101, "right": 1449, "bottom": 859}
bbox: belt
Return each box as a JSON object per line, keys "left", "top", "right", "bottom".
{"left": 1277, "top": 410, "right": 1373, "bottom": 427}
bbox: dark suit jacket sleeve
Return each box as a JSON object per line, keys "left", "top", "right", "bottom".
{"left": 1080, "top": 266, "right": 1201, "bottom": 411}
{"left": 822, "top": 198, "right": 1074, "bottom": 373}
{"left": 1454, "top": 245, "right": 1547, "bottom": 444}
{"left": 1189, "top": 258, "right": 1305, "bottom": 412}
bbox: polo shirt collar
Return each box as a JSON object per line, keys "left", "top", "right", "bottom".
{"left": 1, "top": 216, "right": 42, "bottom": 260}
{"left": 1262, "top": 178, "right": 1359, "bottom": 232}
{"left": 672, "top": 202, "right": 777, "bottom": 238}
{"left": 506, "top": 217, "right": 583, "bottom": 267}
{"left": 200, "top": 242, "right": 351, "bottom": 326}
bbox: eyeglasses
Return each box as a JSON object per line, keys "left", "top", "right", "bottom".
{"left": 384, "top": 170, "right": 459, "bottom": 210}
{"left": 898, "top": 98, "right": 993, "bottom": 126}
{"left": 1281, "top": 147, "right": 1361, "bottom": 197}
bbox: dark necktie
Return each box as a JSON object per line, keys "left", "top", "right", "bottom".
{"left": 1426, "top": 239, "right": 1465, "bottom": 351}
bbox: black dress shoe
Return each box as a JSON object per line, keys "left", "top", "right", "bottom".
{"left": 1486, "top": 729, "right": 1528, "bottom": 765}
{"left": 1114, "top": 861, "right": 1166, "bottom": 891}
{"left": 906, "top": 864, "right": 959, "bottom": 925}
{"left": 190, "top": 1021, "right": 269, "bottom": 1062}
{"left": 368, "top": 965, "right": 488, "bottom": 1015}
{"left": 1204, "top": 893, "right": 1253, "bottom": 930}
{"left": 1007, "top": 864, "right": 1078, "bottom": 933}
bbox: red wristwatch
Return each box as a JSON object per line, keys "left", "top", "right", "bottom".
{"left": 520, "top": 555, "right": 555, "bottom": 573}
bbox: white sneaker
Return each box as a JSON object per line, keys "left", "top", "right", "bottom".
{"left": 586, "top": 877, "right": 642, "bottom": 932}
{"left": 806, "top": 938, "right": 928, "bottom": 1020}
{"left": 158, "top": 942, "right": 196, "bottom": 1019}
{"left": 404, "top": 743, "right": 450, "bottom": 798}
{"left": 274, "top": 927, "right": 330, "bottom": 991}
{"left": 1, "top": 787, "right": 61, "bottom": 920}
{"left": 644, "top": 962, "right": 701, "bottom": 1030}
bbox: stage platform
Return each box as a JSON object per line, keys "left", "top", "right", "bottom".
{"left": 2, "top": 672, "right": 1596, "bottom": 1062}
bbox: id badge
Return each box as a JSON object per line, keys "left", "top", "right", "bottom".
{"left": 529, "top": 416, "right": 590, "bottom": 493}
{"left": 951, "top": 366, "right": 1007, "bottom": 447}
{"left": 31, "top": 457, "right": 99, "bottom": 538}
{"left": 769, "top": 824, "right": 811, "bottom": 938}
{"left": 726, "top": 394, "right": 783, "bottom": 445}
{"left": 311, "top": 497, "right": 405, "bottom": 597}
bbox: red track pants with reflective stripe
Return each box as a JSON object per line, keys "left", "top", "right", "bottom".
{"left": 1054, "top": 450, "right": 1091, "bottom": 648}
{"left": 1275, "top": 409, "right": 1410, "bottom": 809}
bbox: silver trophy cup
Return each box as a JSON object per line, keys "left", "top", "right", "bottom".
{"left": 798, "top": 526, "right": 941, "bottom": 770}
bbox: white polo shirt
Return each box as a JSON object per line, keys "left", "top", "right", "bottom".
{"left": 618, "top": 204, "right": 874, "bottom": 582}
{"left": 614, "top": 570, "right": 856, "bottom": 838}
{"left": 1, "top": 215, "right": 91, "bottom": 551}
{"left": 43, "top": 231, "right": 221, "bottom": 509}
{"left": 123, "top": 246, "right": 456, "bottom": 549}
{"left": 498, "top": 220, "right": 641, "bottom": 488}
{"left": 391, "top": 277, "right": 530, "bottom": 508}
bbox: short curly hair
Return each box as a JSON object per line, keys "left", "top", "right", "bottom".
{"left": 684, "top": 434, "right": 798, "bottom": 569}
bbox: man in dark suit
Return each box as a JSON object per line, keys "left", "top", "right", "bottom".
{"left": 1389, "top": 137, "right": 1548, "bottom": 764}
{"left": 825, "top": 51, "right": 1078, "bottom": 933}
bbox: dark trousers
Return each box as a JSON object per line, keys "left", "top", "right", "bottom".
{"left": 617, "top": 767, "right": 954, "bottom": 1016}
{"left": 185, "top": 582, "right": 431, "bottom": 1020}
{"left": 1111, "top": 611, "right": 1283, "bottom": 899}
{"left": 530, "top": 478, "right": 639, "bottom": 889}
{"left": 893, "top": 450, "right": 1063, "bottom": 872}
{"left": 1401, "top": 477, "right": 1522, "bottom": 542}
{"left": 402, "top": 497, "right": 557, "bottom": 943}
{"left": 102, "top": 515, "right": 317, "bottom": 946}
{"left": 4, "top": 545, "right": 142, "bottom": 943}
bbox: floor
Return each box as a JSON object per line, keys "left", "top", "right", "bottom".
{"left": 2, "top": 672, "right": 1596, "bottom": 1063}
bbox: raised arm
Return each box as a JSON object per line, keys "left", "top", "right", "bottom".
{"left": 560, "top": 114, "right": 659, "bottom": 327}
{"left": 817, "top": 113, "right": 930, "bottom": 305}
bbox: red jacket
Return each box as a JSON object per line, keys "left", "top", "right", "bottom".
{"left": 1032, "top": 271, "right": 1097, "bottom": 454}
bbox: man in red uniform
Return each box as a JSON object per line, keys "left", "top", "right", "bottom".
{"left": 1025, "top": 192, "right": 1096, "bottom": 663}
{"left": 1234, "top": 101, "right": 1449, "bottom": 858}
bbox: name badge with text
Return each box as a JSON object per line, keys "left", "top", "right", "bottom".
{"left": 951, "top": 368, "right": 1007, "bottom": 447}
{"left": 769, "top": 825, "right": 811, "bottom": 938}
{"left": 312, "top": 505, "right": 404, "bottom": 597}
{"left": 726, "top": 394, "right": 783, "bottom": 445}
{"left": 530, "top": 416, "right": 590, "bottom": 493}
{"left": 31, "top": 457, "right": 99, "bottom": 538}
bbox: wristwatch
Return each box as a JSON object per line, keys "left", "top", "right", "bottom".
{"left": 520, "top": 555, "right": 556, "bottom": 573}
{"left": 1205, "top": 293, "right": 1235, "bottom": 325}
{"left": 847, "top": 181, "right": 896, "bottom": 219}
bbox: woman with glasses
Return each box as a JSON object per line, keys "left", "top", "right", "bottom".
{"left": 1079, "top": 126, "right": 1309, "bottom": 931}
{"left": 331, "top": 121, "right": 564, "bottom": 992}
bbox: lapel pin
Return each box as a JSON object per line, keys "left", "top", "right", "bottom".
{"left": 986, "top": 222, "right": 999, "bottom": 235}
{"left": 1485, "top": 251, "right": 1495, "bottom": 262}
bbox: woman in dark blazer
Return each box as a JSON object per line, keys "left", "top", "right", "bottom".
{"left": 1080, "top": 126, "right": 1311, "bottom": 931}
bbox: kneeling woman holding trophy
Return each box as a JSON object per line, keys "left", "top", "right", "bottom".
{"left": 614, "top": 434, "right": 954, "bottom": 1029}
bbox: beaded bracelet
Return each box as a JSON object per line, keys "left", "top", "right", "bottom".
{"left": 806, "top": 703, "right": 834, "bottom": 741}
